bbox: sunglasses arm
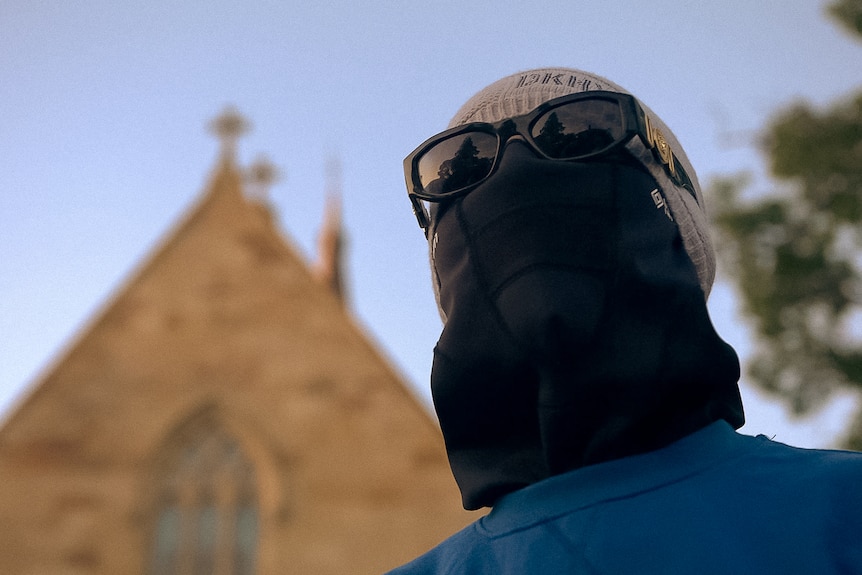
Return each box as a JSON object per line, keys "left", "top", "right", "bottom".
{"left": 410, "top": 194, "right": 431, "bottom": 234}
{"left": 642, "top": 114, "right": 697, "bottom": 201}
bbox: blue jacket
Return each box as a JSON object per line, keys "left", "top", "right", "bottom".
{"left": 387, "top": 421, "right": 862, "bottom": 574}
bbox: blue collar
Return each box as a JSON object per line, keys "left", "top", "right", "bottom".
{"left": 478, "top": 421, "right": 759, "bottom": 537}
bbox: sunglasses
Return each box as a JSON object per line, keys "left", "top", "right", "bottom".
{"left": 404, "top": 91, "right": 696, "bottom": 231}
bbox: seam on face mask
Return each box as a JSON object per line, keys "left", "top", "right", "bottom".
{"left": 456, "top": 201, "right": 524, "bottom": 349}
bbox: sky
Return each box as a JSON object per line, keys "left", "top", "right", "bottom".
{"left": 2, "top": 0, "right": 861, "bottom": 447}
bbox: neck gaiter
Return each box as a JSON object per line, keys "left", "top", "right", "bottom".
{"left": 429, "top": 143, "right": 744, "bottom": 510}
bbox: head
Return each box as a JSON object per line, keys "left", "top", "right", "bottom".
{"left": 404, "top": 67, "right": 743, "bottom": 509}
{"left": 407, "top": 68, "right": 716, "bottom": 315}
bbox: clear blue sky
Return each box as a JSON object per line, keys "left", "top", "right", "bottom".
{"left": 2, "top": 0, "right": 861, "bottom": 446}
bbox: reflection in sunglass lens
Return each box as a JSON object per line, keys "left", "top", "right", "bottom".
{"left": 417, "top": 131, "right": 497, "bottom": 196}
{"left": 531, "top": 100, "right": 624, "bottom": 159}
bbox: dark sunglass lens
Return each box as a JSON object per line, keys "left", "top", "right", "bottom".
{"left": 417, "top": 131, "right": 497, "bottom": 196}
{"left": 531, "top": 99, "right": 624, "bottom": 159}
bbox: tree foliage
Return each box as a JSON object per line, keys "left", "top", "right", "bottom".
{"left": 829, "top": 0, "right": 862, "bottom": 37}
{"left": 710, "top": 0, "right": 862, "bottom": 448}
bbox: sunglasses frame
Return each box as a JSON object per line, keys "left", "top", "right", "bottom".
{"left": 404, "top": 91, "right": 696, "bottom": 231}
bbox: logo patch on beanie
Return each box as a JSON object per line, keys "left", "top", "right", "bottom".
{"left": 515, "top": 72, "right": 606, "bottom": 92}
{"left": 651, "top": 189, "right": 674, "bottom": 222}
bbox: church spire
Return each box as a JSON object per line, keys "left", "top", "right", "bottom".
{"left": 314, "top": 158, "right": 346, "bottom": 302}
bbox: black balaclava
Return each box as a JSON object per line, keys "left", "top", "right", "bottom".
{"left": 429, "top": 142, "right": 744, "bottom": 510}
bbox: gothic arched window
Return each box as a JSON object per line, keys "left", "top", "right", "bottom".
{"left": 149, "top": 416, "right": 259, "bottom": 574}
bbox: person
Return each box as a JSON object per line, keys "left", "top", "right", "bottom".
{"left": 388, "top": 67, "right": 862, "bottom": 574}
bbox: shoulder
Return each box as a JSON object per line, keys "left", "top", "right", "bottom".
{"left": 741, "top": 434, "right": 862, "bottom": 480}
{"left": 746, "top": 439, "right": 862, "bottom": 567}
{"left": 727, "top": 435, "right": 862, "bottom": 527}
{"left": 384, "top": 522, "right": 494, "bottom": 575}
{"left": 772, "top": 438, "right": 862, "bottom": 489}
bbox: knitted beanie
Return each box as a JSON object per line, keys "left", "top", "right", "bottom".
{"left": 442, "top": 67, "right": 716, "bottom": 298}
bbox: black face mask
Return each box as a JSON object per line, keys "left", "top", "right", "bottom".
{"left": 429, "top": 143, "right": 744, "bottom": 510}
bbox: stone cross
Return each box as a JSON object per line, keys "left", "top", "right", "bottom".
{"left": 245, "top": 155, "right": 280, "bottom": 201}
{"left": 209, "top": 106, "right": 249, "bottom": 160}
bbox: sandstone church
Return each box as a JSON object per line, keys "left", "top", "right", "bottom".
{"left": 0, "top": 109, "right": 472, "bottom": 574}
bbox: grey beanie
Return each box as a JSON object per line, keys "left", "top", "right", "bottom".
{"left": 435, "top": 67, "right": 716, "bottom": 300}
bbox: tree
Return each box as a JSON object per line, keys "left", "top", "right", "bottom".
{"left": 436, "top": 136, "right": 493, "bottom": 193}
{"left": 829, "top": 0, "right": 862, "bottom": 36}
{"left": 710, "top": 0, "right": 862, "bottom": 449}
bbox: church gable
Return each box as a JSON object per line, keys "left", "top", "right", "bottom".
{"left": 0, "top": 111, "right": 472, "bottom": 574}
